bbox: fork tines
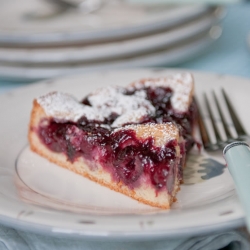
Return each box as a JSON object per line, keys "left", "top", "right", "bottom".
{"left": 196, "top": 89, "right": 248, "bottom": 151}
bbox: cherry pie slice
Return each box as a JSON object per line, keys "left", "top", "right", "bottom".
{"left": 29, "top": 72, "right": 197, "bottom": 209}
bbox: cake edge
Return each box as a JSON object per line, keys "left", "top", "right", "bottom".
{"left": 28, "top": 100, "right": 182, "bottom": 209}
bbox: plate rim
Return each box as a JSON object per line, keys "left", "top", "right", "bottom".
{"left": 0, "top": 5, "right": 213, "bottom": 45}
{"left": 0, "top": 14, "right": 216, "bottom": 64}
{"left": 0, "top": 31, "right": 219, "bottom": 82}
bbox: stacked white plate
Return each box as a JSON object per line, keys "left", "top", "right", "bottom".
{"left": 0, "top": 0, "right": 224, "bottom": 81}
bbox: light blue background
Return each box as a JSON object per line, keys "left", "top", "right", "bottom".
{"left": 180, "top": 4, "right": 250, "bottom": 78}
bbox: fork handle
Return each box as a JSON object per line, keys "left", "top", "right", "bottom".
{"left": 223, "top": 142, "right": 250, "bottom": 232}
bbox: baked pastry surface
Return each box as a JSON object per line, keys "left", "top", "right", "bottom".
{"left": 29, "top": 72, "right": 197, "bottom": 209}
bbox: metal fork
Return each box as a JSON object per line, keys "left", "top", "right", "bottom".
{"left": 196, "top": 89, "right": 248, "bottom": 151}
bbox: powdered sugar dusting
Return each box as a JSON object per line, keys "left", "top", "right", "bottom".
{"left": 37, "top": 73, "right": 193, "bottom": 126}
{"left": 114, "top": 123, "right": 179, "bottom": 147}
{"left": 37, "top": 87, "right": 155, "bottom": 126}
{"left": 88, "top": 86, "right": 155, "bottom": 126}
{"left": 88, "top": 86, "right": 155, "bottom": 121}
{"left": 112, "top": 109, "right": 149, "bottom": 128}
{"left": 37, "top": 92, "right": 105, "bottom": 122}
{"left": 131, "top": 72, "right": 194, "bottom": 113}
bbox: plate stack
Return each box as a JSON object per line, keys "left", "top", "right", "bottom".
{"left": 0, "top": 0, "right": 223, "bottom": 82}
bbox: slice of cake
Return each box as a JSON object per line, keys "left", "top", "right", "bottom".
{"left": 28, "top": 72, "right": 197, "bottom": 209}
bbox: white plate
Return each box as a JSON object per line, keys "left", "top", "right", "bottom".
{"left": 0, "top": 13, "right": 218, "bottom": 64}
{"left": 0, "top": 69, "right": 249, "bottom": 240}
{"left": 0, "top": 29, "right": 222, "bottom": 82}
{"left": 0, "top": 0, "right": 213, "bottom": 46}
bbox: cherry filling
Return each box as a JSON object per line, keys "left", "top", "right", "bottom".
{"left": 37, "top": 86, "right": 196, "bottom": 191}
{"left": 38, "top": 123, "right": 179, "bottom": 191}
